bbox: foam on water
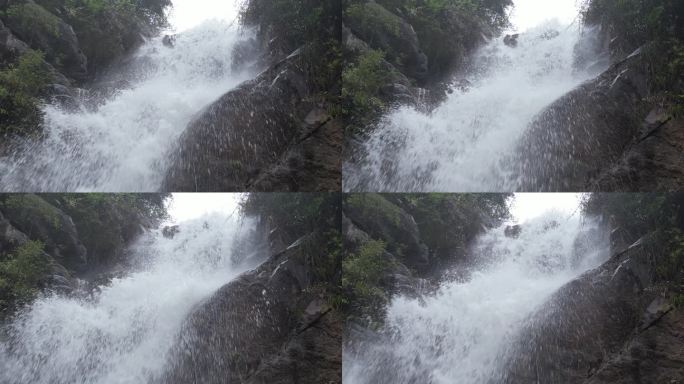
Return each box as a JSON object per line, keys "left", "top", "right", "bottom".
{"left": 344, "top": 21, "right": 603, "bottom": 192}
{"left": 344, "top": 211, "right": 610, "bottom": 384}
{"left": 0, "top": 213, "right": 263, "bottom": 384}
{"left": 0, "top": 20, "right": 255, "bottom": 192}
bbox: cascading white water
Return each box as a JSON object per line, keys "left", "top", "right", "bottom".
{"left": 0, "top": 213, "right": 263, "bottom": 384}
{"left": 0, "top": 20, "right": 256, "bottom": 192}
{"left": 343, "top": 211, "right": 610, "bottom": 384}
{"left": 344, "top": 21, "right": 604, "bottom": 192}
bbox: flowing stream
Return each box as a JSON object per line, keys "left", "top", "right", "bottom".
{"left": 344, "top": 21, "right": 605, "bottom": 192}
{"left": 0, "top": 213, "right": 264, "bottom": 384}
{"left": 343, "top": 211, "right": 610, "bottom": 384}
{"left": 0, "top": 20, "right": 256, "bottom": 192}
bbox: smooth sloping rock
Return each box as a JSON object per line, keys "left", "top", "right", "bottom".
{"left": 163, "top": 234, "right": 341, "bottom": 384}
{"left": 500, "top": 234, "right": 678, "bottom": 383}
{"left": 163, "top": 48, "right": 340, "bottom": 191}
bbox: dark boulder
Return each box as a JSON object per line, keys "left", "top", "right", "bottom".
{"left": 163, "top": 48, "right": 341, "bottom": 191}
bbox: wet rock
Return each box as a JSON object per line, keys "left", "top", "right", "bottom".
{"left": 514, "top": 47, "right": 668, "bottom": 191}
{"left": 501, "top": 234, "right": 681, "bottom": 383}
{"left": 163, "top": 233, "right": 341, "bottom": 384}
{"left": 163, "top": 47, "right": 341, "bottom": 191}
{"left": 504, "top": 225, "right": 521, "bottom": 238}
{"left": 504, "top": 34, "right": 519, "bottom": 47}
{"left": 161, "top": 34, "right": 175, "bottom": 48}
{"left": 162, "top": 225, "right": 180, "bottom": 239}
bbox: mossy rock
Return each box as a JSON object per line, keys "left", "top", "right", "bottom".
{"left": 345, "top": 2, "right": 428, "bottom": 79}
{"left": 0, "top": 194, "right": 87, "bottom": 271}
{"left": 345, "top": 194, "right": 429, "bottom": 271}
{"left": 4, "top": 1, "right": 87, "bottom": 79}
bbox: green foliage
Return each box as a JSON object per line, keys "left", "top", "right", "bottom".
{"left": 240, "top": 0, "right": 327, "bottom": 53}
{"left": 42, "top": 193, "right": 169, "bottom": 267}
{"left": 342, "top": 239, "right": 389, "bottom": 313}
{"left": 582, "top": 0, "right": 684, "bottom": 103}
{"left": 0, "top": 241, "right": 48, "bottom": 312}
{"left": 347, "top": 3, "right": 402, "bottom": 37}
{"left": 241, "top": 193, "right": 342, "bottom": 285}
{"left": 6, "top": 3, "right": 61, "bottom": 38}
{"left": 583, "top": 193, "right": 684, "bottom": 282}
{"left": 0, "top": 50, "right": 51, "bottom": 136}
{"left": 342, "top": 49, "right": 391, "bottom": 127}
{"left": 347, "top": 194, "right": 403, "bottom": 227}
{"left": 2, "top": 194, "right": 61, "bottom": 229}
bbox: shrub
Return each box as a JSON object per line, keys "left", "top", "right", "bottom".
{"left": 0, "top": 240, "right": 48, "bottom": 312}
{"left": 342, "top": 49, "right": 391, "bottom": 126}
{"left": 0, "top": 50, "right": 51, "bottom": 136}
{"left": 342, "top": 239, "right": 389, "bottom": 313}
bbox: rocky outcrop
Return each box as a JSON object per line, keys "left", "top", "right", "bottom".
{"left": 0, "top": 194, "right": 165, "bottom": 318}
{"left": 3, "top": 1, "right": 87, "bottom": 80}
{"left": 163, "top": 229, "right": 342, "bottom": 384}
{"left": 346, "top": 2, "right": 428, "bottom": 80}
{"left": 162, "top": 48, "right": 341, "bottom": 192}
{"left": 501, "top": 233, "right": 684, "bottom": 383}
{"left": 515, "top": 47, "right": 684, "bottom": 191}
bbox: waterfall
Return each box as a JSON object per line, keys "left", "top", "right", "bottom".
{"left": 0, "top": 20, "right": 256, "bottom": 192}
{"left": 343, "top": 211, "right": 610, "bottom": 384}
{"left": 0, "top": 213, "right": 264, "bottom": 384}
{"left": 344, "top": 21, "right": 606, "bottom": 192}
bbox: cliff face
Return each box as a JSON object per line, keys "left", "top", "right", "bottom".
{"left": 0, "top": 194, "right": 167, "bottom": 319}
{"left": 501, "top": 193, "right": 684, "bottom": 383}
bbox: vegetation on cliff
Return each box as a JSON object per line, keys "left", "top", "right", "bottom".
{"left": 582, "top": 0, "right": 684, "bottom": 114}
{"left": 239, "top": 0, "right": 342, "bottom": 103}
{"left": 0, "top": 193, "right": 169, "bottom": 317}
{"left": 582, "top": 193, "right": 684, "bottom": 305}
{"left": 0, "top": 0, "right": 172, "bottom": 136}
{"left": 342, "top": 193, "right": 511, "bottom": 323}
{"left": 342, "top": 0, "right": 512, "bottom": 135}
{"left": 240, "top": 193, "right": 342, "bottom": 304}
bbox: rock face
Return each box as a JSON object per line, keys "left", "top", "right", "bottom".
{"left": 3, "top": 1, "right": 87, "bottom": 80}
{"left": 346, "top": 2, "right": 428, "bottom": 80}
{"left": 0, "top": 194, "right": 161, "bottom": 318}
{"left": 501, "top": 233, "right": 684, "bottom": 383}
{"left": 163, "top": 232, "right": 342, "bottom": 384}
{"left": 516, "top": 39, "right": 684, "bottom": 191}
{"left": 162, "top": 49, "right": 341, "bottom": 192}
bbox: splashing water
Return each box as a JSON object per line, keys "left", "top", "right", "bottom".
{"left": 0, "top": 20, "right": 256, "bottom": 192}
{"left": 344, "top": 211, "right": 610, "bottom": 384}
{"left": 0, "top": 213, "right": 264, "bottom": 384}
{"left": 344, "top": 22, "right": 604, "bottom": 192}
